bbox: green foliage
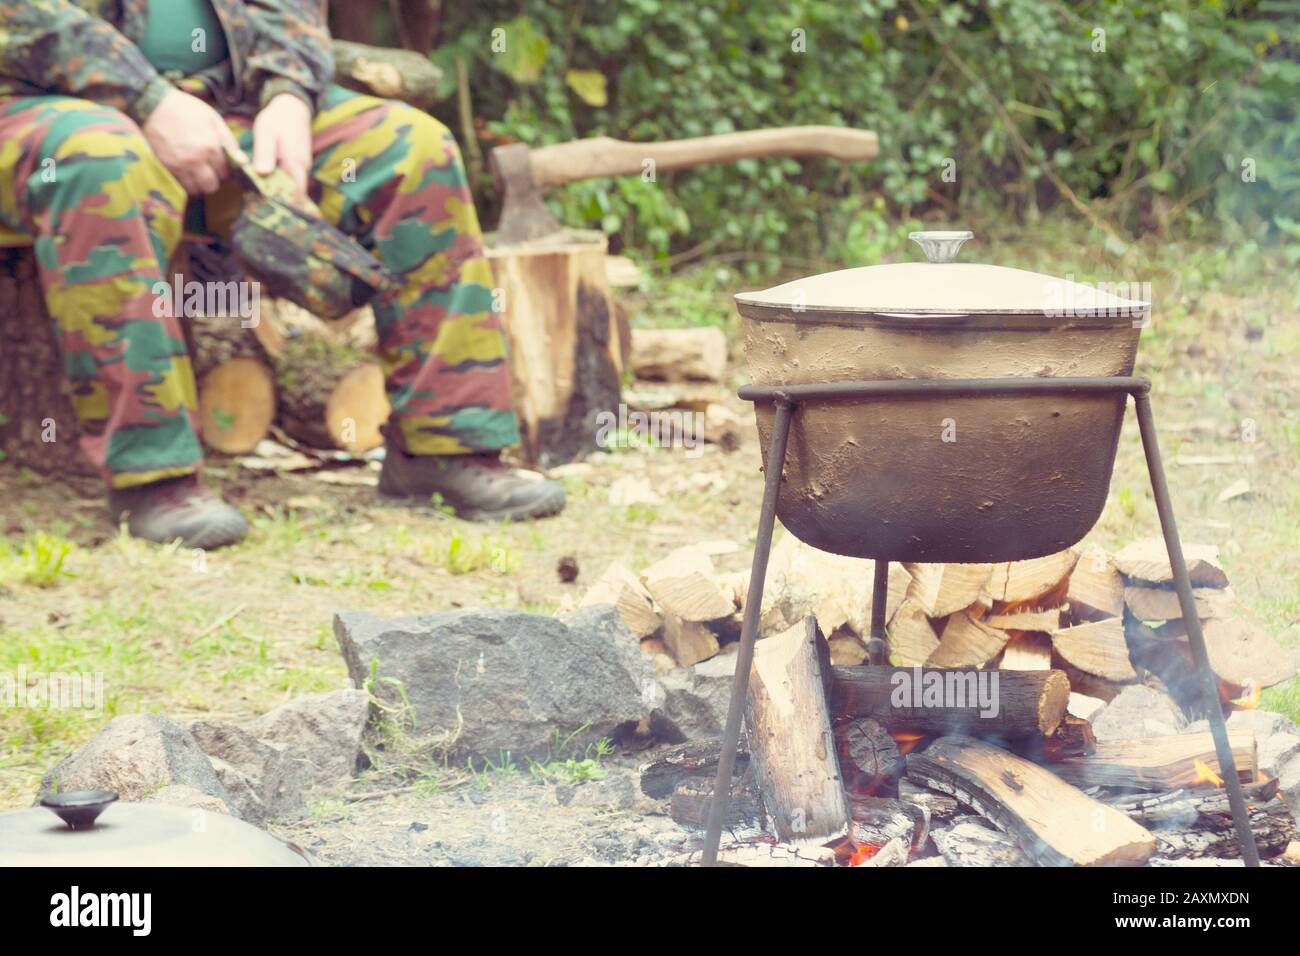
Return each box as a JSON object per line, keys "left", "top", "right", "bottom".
{"left": 425, "top": 1, "right": 1297, "bottom": 264}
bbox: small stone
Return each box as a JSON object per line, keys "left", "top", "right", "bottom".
{"left": 1091, "top": 685, "right": 1186, "bottom": 741}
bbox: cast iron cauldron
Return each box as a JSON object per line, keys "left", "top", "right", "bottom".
{"left": 736, "top": 231, "right": 1148, "bottom": 563}
{"left": 0, "top": 790, "right": 311, "bottom": 866}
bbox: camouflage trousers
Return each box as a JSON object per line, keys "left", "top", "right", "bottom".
{"left": 0, "top": 85, "right": 519, "bottom": 488}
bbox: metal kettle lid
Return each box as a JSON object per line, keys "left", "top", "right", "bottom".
{"left": 734, "top": 229, "right": 1149, "bottom": 317}
{"left": 0, "top": 790, "right": 311, "bottom": 867}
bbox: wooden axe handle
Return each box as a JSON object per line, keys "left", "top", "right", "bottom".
{"left": 527, "top": 126, "right": 879, "bottom": 188}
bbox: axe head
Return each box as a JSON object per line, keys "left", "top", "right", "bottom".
{"left": 492, "top": 142, "right": 562, "bottom": 245}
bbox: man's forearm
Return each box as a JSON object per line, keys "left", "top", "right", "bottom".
{"left": 0, "top": 2, "right": 171, "bottom": 124}
{"left": 242, "top": 0, "right": 335, "bottom": 114}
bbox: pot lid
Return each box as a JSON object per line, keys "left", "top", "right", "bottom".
{"left": 735, "top": 230, "right": 1149, "bottom": 317}
{"left": 0, "top": 790, "right": 311, "bottom": 867}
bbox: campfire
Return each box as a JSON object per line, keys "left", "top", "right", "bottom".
{"left": 612, "top": 534, "right": 1296, "bottom": 866}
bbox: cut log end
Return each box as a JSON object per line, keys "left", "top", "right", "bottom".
{"left": 198, "top": 357, "right": 276, "bottom": 454}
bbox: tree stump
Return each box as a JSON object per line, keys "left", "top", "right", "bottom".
{"left": 486, "top": 228, "right": 627, "bottom": 468}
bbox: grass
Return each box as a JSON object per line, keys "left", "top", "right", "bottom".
{"left": 0, "top": 222, "right": 1296, "bottom": 808}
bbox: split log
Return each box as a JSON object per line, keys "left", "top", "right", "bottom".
{"left": 827, "top": 631, "right": 869, "bottom": 666}
{"left": 640, "top": 547, "right": 733, "bottom": 622}
{"left": 486, "top": 228, "right": 626, "bottom": 468}
{"left": 745, "top": 619, "right": 850, "bottom": 843}
{"left": 988, "top": 549, "right": 1079, "bottom": 604}
{"left": 188, "top": 313, "right": 276, "bottom": 454}
{"left": 1113, "top": 539, "right": 1229, "bottom": 588}
{"left": 0, "top": 248, "right": 95, "bottom": 477}
{"left": 1105, "top": 780, "right": 1294, "bottom": 860}
{"left": 1156, "top": 610, "right": 1295, "bottom": 689}
{"left": 1049, "top": 730, "right": 1258, "bottom": 790}
{"left": 903, "top": 562, "right": 993, "bottom": 617}
{"left": 905, "top": 736, "right": 1156, "bottom": 866}
{"left": 927, "top": 611, "right": 1010, "bottom": 668}
{"left": 829, "top": 666, "right": 1071, "bottom": 739}
{"left": 887, "top": 598, "right": 940, "bottom": 666}
{"left": 986, "top": 608, "right": 1062, "bottom": 632}
{"left": 661, "top": 614, "right": 720, "bottom": 667}
{"left": 1065, "top": 545, "right": 1125, "bottom": 620}
{"left": 639, "top": 737, "right": 748, "bottom": 800}
{"left": 629, "top": 327, "right": 727, "bottom": 383}
{"left": 331, "top": 39, "right": 444, "bottom": 109}
{"left": 759, "top": 533, "right": 909, "bottom": 638}
{"left": 998, "top": 632, "right": 1054, "bottom": 671}
{"left": 1051, "top": 617, "right": 1137, "bottom": 682}
{"left": 578, "top": 562, "right": 660, "bottom": 638}
{"left": 1124, "top": 585, "right": 1234, "bottom": 622}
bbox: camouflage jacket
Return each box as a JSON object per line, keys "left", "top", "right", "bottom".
{"left": 0, "top": 0, "right": 334, "bottom": 123}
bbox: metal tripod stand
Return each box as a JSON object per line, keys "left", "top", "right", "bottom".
{"left": 700, "top": 375, "right": 1260, "bottom": 867}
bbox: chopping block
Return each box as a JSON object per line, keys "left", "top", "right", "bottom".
{"left": 487, "top": 126, "right": 879, "bottom": 468}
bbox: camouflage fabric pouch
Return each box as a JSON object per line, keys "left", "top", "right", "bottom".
{"left": 226, "top": 148, "right": 399, "bottom": 319}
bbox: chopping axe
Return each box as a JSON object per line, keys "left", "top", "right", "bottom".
{"left": 491, "top": 126, "right": 879, "bottom": 245}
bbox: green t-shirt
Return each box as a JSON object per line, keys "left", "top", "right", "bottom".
{"left": 138, "top": 0, "right": 230, "bottom": 76}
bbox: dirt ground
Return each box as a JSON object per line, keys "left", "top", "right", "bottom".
{"left": 3, "top": 237, "right": 1297, "bottom": 868}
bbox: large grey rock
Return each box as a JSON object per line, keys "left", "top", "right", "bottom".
{"left": 145, "top": 784, "right": 232, "bottom": 816}
{"left": 186, "top": 720, "right": 307, "bottom": 823}
{"left": 38, "top": 714, "right": 230, "bottom": 809}
{"left": 653, "top": 651, "right": 737, "bottom": 740}
{"left": 333, "top": 605, "right": 655, "bottom": 763}
{"left": 1091, "top": 685, "right": 1187, "bottom": 741}
{"left": 250, "top": 689, "right": 370, "bottom": 789}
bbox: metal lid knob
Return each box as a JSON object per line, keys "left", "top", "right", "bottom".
{"left": 908, "top": 230, "right": 973, "bottom": 263}
{"left": 40, "top": 789, "right": 118, "bottom": 830}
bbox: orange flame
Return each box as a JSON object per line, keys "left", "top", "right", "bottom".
{"left": 847, "top": 842, "right": 882, "bottom": 866}
{"left": 1193, "top": 758, "right": 1224, "bottom": 787}
{"left": 891, "top": 731, "right": 927, "bottom": 756}
{"left": 1230, "top": 680, "right": 1261, "bottom": 711}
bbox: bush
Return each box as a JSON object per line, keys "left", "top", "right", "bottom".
{"left": 410, "top": 1, "right": 1298, "bottom": 265}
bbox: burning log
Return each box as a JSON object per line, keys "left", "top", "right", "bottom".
{"left": 744, "top": 618, "right": 850, "bottom": 843}
{"left": 830, "top": 666, "right": 1071, "bottom": 739}
{"left": 1049, "top": 731, "right": 1258, "bottom": 790}
{"left": 670, "top": 771, "right": 766, "bottom": 831}
{"left": 639, "top": 737, "right": 748, "bottom": 800}
{"left": 931, "top": 820, "right": 1034, "bottom": 867}
{"left": 844, "top": 795, "right": 930, "bottom": 858}
{"left": 898, "top": 778, "right": 965, "bottom": 824}
{"left": 1105, "top": 780, "right": 1294, "bottom": 860}
{"left": 905, "top": 736, "right": 1156, "bottom": 866}
{"left": 836, "top": 717, "right": 904, "bottom": 792}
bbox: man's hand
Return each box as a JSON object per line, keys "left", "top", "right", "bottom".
{"left": 142, "top": 89, "right": 246, "bottom": 196}
{"left": 252, "top": 93, "right": 313, "bottom": 197}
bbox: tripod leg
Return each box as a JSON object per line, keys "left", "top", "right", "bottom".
{"left": 867, "top": 559, "right": 890, "bottom": 665}
{"left": 1133, "top": 391, "right": 1260, "bottom": 867}
{"left": 701, "top": 399, "right": 793, "bottom": 866}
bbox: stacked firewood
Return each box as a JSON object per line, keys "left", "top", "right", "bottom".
{"left": 625, "top": 533, "right": 1297, "bottom": 867}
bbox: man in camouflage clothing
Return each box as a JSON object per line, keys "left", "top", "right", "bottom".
{"left": 0, "top": 0, "right": 564, "bottom": 548}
